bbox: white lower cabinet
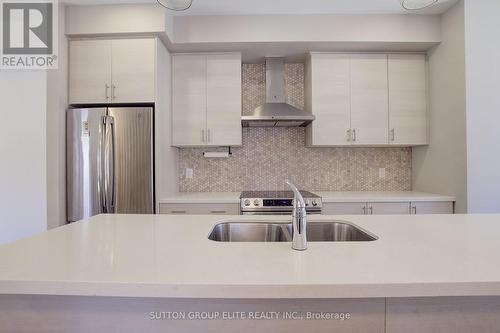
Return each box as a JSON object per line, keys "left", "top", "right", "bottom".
{"left": 323, "top": 201, "right": 454, "bottom": 215}
{"left": 369, "top": 202, "right": 411, "bottom": 215}
{"left": 322, "top": 202, "right": 367, "bottom": 215}
{"left": 159, "top": 201, "right": 453, "bottom": 216}
{"left": 410, "top": 202, "right": 454, "bottom": 215}
{"left": 159, "top": 203, "right": 239, "bottom": 215}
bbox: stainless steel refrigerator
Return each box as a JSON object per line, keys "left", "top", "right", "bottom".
{"left": 67, "top": 107, "right": 154, "bottom": 222}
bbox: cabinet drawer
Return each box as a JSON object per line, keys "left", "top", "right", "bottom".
{"left": 368, "top": 202, "right": 410, "bottom": 215}
{"left": 322, "top": 202, "right": 367, "bottom": 215}
{"left": 159, "top": 203, "right": 239, "bottom": 215}
{"left": 410, "top": 202, "right": 454, "bottom": 214}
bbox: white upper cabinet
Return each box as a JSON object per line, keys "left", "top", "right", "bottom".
{"left": 172, "top": 55, "right": 207, "bottom": 146}
{"left": 111, "top": 39, "right": 156, "bottom": 104}
{"left": 69, "top": 40, "right": 112, "bottom": 104}
{"left": 206, "top": 54, "right": 242, "bottom": 146}
{"left": 388, "top": 54, "right": 428, "bottom": 145}
{"left": 350, "top": 54, "right": 389, "bottom": 145}
{"left": 69, "top": 38, "right": 156, "bottom": 105}
{"left": 172, "top": 53, "right": 242, "bottom": 147}
{"left": 306, "top": 54, "right": 351, "bottom": 146}
{"left": 306, "top": 52, "right": 428, "bottom": 147}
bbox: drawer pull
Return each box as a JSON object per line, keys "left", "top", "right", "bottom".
{"left": 210, "top": 211, "right": 227, "bottom": 214}
{"left": 171, "top": 210, "right": 187, "bottom": 214}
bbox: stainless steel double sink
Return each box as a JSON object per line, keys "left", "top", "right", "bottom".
{"left": 208, "top": 221, "right": 377, "bottom": 242}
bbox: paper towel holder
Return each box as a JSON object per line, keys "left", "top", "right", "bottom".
{"left": 203, "top": 147, "right": 233, "bottom": 158}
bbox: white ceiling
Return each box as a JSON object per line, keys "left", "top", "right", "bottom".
{"left": 63, "top": 0, "right": 460, "bottom": 15}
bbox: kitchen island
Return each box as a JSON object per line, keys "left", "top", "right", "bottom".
{"left": 1, "top": 214, "right": 500, "bottom": 332}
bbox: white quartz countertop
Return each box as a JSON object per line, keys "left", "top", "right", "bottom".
{"left": 159, "top": 191, "right": 455, "bottom": 204}
{"left": 0, "top": 213, "right": 498, "bottom": 299}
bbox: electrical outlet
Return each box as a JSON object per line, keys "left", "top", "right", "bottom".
{"left": 185, "top": 168, "right": 194, "bottom": 179}
{"left": 378, "top": 168, "right": 386, "bottom": 179}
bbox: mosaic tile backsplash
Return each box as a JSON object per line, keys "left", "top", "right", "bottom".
{"left": 178, "top": 64, "right": 412, "bottom": 192}
{"left": 179, "top": 128, "right": 411, "bottom": 192}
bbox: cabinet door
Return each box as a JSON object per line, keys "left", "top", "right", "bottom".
{"left": 350, "top": 54, "right": 389, "bottom": 145}
{"left": 206, "top": 54, "right": 242, "bottom": 146}
{"left": 159, "top": 203, "right": 239, "bottom": 215}
{"left": 411, "top": 202, "right": 454, "bottom": 214}
{"left": 368, "top": 202, "right": 410, "bottom": 215}
{"left": 69, "top": 40, "right": 112, "bottom": 104}
{"left": 322, "top": 202, "right": 368, "bottom": 215}
{"left": 308, "top": 54, "right": 351, "bottom": 146}
{"left": 172, "top": 55, "right": 207, "bottom": 146}
{"left": 111, "top": 39, "right": 156, "bottom": 104}
{"left": 388, "top": 54, "right": 428, "bottom": 145}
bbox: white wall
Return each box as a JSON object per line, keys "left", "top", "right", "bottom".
{"left": 46, "top": 3, "right": 68, "bottom": 229}
{"left": 412, "top": 1, "right": 467, "bottom": 213}
{"left": 155, "top": 39, "right": 179, "bottom": 206}
{"left": 464, "top": 0, "right": 500, "bottom": 213}
{"left": 173, "top": 14, "right": 441, "bottom": 44}
{"left": 0, "top": 71, "right": 48, "bottom": 244}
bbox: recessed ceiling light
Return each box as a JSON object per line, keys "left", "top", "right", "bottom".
{"left": 156, "top": 0, "right": 193, "bottom": 11}
{"left": 400, "top": 0, "right": 439, "bottom": 10}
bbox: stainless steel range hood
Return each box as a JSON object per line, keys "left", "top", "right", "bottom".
{"left": 242, "top": 58, "right": 315, "bottom": 127}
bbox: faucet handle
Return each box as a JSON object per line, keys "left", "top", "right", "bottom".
{"left": 285, "top": 181, "right": 306, "bottom": 208}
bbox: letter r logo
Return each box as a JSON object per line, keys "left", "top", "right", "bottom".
{"left": 2, "top": 2, "right": 53, "bottom": 55}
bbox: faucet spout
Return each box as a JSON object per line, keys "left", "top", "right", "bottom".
{"left": 286, "top": 181, "right": 308, "bottom": 251}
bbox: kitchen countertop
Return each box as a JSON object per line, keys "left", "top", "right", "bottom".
{"left": 0, "top": 213, "right": 498, "bottom": 299}
{"left": 316, "top": 191, "right": 456, "bottom": 203}
{"left": 159, "top": 191, "right": 455, "bottom": 204}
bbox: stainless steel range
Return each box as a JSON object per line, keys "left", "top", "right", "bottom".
{"left": 240, "top": 191, "right": 323, "bottom": 215}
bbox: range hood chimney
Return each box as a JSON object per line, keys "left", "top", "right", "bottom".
{"left": 241, "top": 58, "right": 315, "bottom": 127}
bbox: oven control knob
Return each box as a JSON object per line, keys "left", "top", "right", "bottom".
{"left": 253, "top": 199, "right": 260, "bottom": 207}
{"left": 244, "top": 199, "right": 251, "bottom": 207}
{"left": 305, "top": 200, "right": 310, "bottom": 207}
{"left": 312, "top": 200, "right": 319, "bottom": 207}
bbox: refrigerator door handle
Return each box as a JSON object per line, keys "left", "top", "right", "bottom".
{"left": 104, "top": 116, "right": 116, "bottom": 213}
{"left": 98, "top": 117, "right": 106, "bottom": 213}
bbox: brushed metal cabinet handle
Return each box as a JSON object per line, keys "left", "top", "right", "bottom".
{"left": 105, "top": 84, "right": 110, "bottom": 100}
{"left": 368, "top": 206, "right": 373, "bottom": 215}
{"left": 353, "top": 129, "right": 357, "bottom": 142}
{"left": 347, "top": 129, "right": 351, "bottom": 142}
{"left": 208, "top": 129, "right": 211, "bottom": 143}
{"left": 112, "top": 84, "right": 116, "bottom": 100}
{"left": 362, "top": 206, "right": 366, "bottom": 215}
{"left": 202, "top": 129, "right": 205, "bottom": 143}
{"left": 210, "top": 211, "right": 227, "bottom": 214}
{"left": 171, "top": 210, "right": 187, "bottom": 214}
{"left": 412, "top": 206, "right": 417, "bottom": 215}
{"left": 390, "top": 129, "right": 395, "bottom": 142}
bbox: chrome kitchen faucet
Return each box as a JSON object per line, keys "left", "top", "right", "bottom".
{"left": 286, "top": 181, "right": 308, "bottom": 251}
